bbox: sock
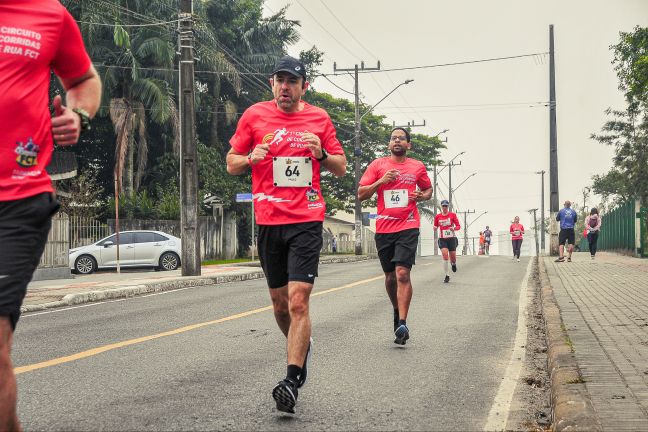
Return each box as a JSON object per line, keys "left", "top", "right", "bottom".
{"left": 287, "top": 364, "right": 302, "bottom": 382}
{"left": 443, "top": 260, "right": 449, "bottom": 275}
{"left": 398, "top": 319, "right": 407, "bottom": 327}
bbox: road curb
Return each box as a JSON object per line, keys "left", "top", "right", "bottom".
{"left": 21, "top": 255, "right": 374, "bottom": 313}
{"left": 537, "top": 257, "right": 602, "bottom": 432}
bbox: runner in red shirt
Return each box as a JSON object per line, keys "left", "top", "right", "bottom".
{"left": 227, "top": 56, "right": 346, "bottom": 414}
{"left": 0, "top": 1, "right": 101, "bottom": 428}
{"left": 433, "top": 201, "right": 462, "bottom": 283}
{"left": 510, "top": 216, "right": 525, "bottom": 262}
{"left": 358, "top": 127, "right": 432, "bottom": 345}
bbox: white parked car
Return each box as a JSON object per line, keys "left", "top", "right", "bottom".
{"left": 69, "top": 231, "right": 182, "bottom": 274}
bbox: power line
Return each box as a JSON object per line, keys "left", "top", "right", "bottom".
{"left": 78, "top": 19, "right": 181, "bottom": 27}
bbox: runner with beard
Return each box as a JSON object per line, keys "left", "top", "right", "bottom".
{"left": 433, "top": 201, "right": 461, "bottom": 283}
{"left": 358, "top": 127, "right": 432, "bottom": 345}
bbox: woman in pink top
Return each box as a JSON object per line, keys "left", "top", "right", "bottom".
{"left": 585, "top": 208, "right": 602, "bottom": 259}
{"left": 510, "top": 216, "right": 525, "bottom": 262}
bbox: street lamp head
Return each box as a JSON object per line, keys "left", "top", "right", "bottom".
{"left": 404, "top": 79, "right": 414, "bottom": 84}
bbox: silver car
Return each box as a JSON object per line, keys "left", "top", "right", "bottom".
{"left": 69, "top": 231, "right": 182, "bottom": 274}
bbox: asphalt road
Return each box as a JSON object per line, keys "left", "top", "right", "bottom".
{"left": 14, "top": 255, "right": 531, "bottom": 431}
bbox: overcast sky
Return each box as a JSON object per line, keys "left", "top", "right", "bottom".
{"left": 262, "top": 0, "right": 648, "bottom": 253}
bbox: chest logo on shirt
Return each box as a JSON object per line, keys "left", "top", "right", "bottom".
{"left": 306, "top": 188, "right": 320, "bottom": 202}
{"left": 263, "top": 128, "right": 289, "bottom": 146}
{"left": 15, "top": 138, "right": 40, "bottom": 168}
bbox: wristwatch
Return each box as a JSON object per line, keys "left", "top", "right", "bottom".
{"left": 72, "top": 108, "right": 91, "bottom": 132}
{"left": 315, "top": 148, "right": 328, "bottom": 161}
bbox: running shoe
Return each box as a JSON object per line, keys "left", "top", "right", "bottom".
{"left": 451, "top": 262, "right": 457, "bottom": 273}
{"left": 394, "top": 324, "right": 410, "bottom": 345}
{"left": 517, "top": 258, "right": 520, "bottom": 262}
{"left": 591, "top": 255, "right": 595, "bottom": 260}
{"left": 567, "top": 257, "right": 572, "bottom": 262}
{"left": 297, "top": 337, "right": 313, "bottom": 388}
{"left": 554, "top": 257, "right": 564, "bottom": 262}
{"left": 444, "top": 275, "right": 450, "bottom": 283}
{"left": 272, "top": 378, "right": 298, "bottom": 414}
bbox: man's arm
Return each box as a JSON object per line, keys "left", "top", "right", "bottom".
{"left": 226, "top": 144, "right": 269, "bottom": 175}
{"left": 358, "top": 169, "right": 399, "bottom": 201}
{"left": 410, "top": 187, "right": 432, "bottom": 202}
{"left": 321, "top": 153, "right": 346, "bottom": 177}
{"left": 52, "top": 65, "right": 102, "bottom": 146}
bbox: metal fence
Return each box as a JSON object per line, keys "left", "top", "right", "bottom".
{"left": 69, "top": 216, "right": 111, "bottom": 249}
{"left": 598, "top": 199, "right": 646, "bottom": 256}
{"left": 39, "top": 213, "right": 69, "bottom": 268}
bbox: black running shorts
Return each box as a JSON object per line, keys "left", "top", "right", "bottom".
{"left": 375, "top": 228, "right": 419, "bottom": 273}
{"left": 559, "top": 228, "right": 575, "bottom": 246}
{"left": 0, "top": 193, "right": 59, "bottom": 330}
{"left": 438, "top": 237, "right": 458, "bottom": 252}
{"left": 257, "top": 221, "right": 323, "bottom": 289}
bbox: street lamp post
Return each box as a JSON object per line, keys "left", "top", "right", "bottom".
{"left": 535, "top": 170, "right": 546, "bottom": 252}
{"left": 432, "top": 129, "right": 449, "bottom": 256}
{"left": 353, "top": 79, "right": 414, "bottom": 255}
{"left": 439, "top": 151, "right": 465, "bottom": 212}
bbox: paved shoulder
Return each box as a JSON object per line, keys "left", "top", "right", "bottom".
{"left": 544, "top": 252, "right": 648, "bottom": 431}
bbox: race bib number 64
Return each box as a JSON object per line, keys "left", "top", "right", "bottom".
{"left": 273, "top": 157, "right": 313, "bottom": 187}
{"left": 384, "top": 189, "right": 408, "bottom": 208}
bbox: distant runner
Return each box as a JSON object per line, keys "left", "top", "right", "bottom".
{"left": 555, "top": 200, "right": 577, "bottom": 262}
{"left": 433, "top": 200, "right": 461, "bottom": 283}
{"left": 483, "top": 226, "right": 492, "bottom": 255}
{"left": 509, "top": 216, "right": 525, "bottom": 262}
{"left": 227, "top": 56, "right": 347, "bottom": 414}
{"left": 358, "top": 127, "right": 432, "bottom": 345}
{"left": 585, "top": 208, "right": 601, "bottom": 259}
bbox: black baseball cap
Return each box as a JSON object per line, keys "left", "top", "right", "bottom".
{"left": 271, "top": 56, "right": 307, "bottom": 80}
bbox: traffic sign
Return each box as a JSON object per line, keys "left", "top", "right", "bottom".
{"left": 236, "top": 193, "right": 253, "bottom": 203}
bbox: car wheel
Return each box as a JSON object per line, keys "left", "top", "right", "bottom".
{"left": 159, "top": 252, "right": 180, "bottom": 271}
{"left": 75, "top": 255, "right": 97, "bottom": 274}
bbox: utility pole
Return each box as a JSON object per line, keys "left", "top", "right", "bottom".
{"left": 549, "top": 24, "right": 560, "bottom": 255}
{"left": 334, "top": 61, "right": 380, "bottom": 255}
{"left": 456, "top": 209, "right": 475, "bottom": 255}
{"left": 529, "top": 208, "right": 539, "bottom": 256}
{"left": 447, "top": 160, "right": 462, "bottom": 212}
{"left": 179, "top": 0, "right": 200, "bottom": 276}
{"left": 433, "top": 164, "right": 438, "bottom": 255}
{"left": 536, "top": 170, "right": 546, "bottom": 252}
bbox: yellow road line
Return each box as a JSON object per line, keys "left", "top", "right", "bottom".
{"left": 15, "top": 275, "right": 383, "bottom": 375}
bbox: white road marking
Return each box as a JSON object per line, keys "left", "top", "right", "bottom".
{"left": 483, "top": 258, "right": 531, "bottom": 431}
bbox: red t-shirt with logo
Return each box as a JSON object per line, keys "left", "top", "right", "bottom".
{"left": 510, "top": 223, "right": 525, "bottom": 240}
{"left": 434, "top": 212, "right": 461, "bottom": 239}
{"left": 229, "top": 101, "right": 344, "bottom": 225}
{"left": 359, "top": 157, "right": 432, "bottom": 234}
{"left": 0, "top": 0, "right": 91, "bottom": 201}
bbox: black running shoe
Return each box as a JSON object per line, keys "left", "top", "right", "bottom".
{"left": 272, "top": 378, "right": 298, "bottom": 414}
{"left": 394, "top": 324, "right": 410, "bottom": 345}
{"left": 297, "top": 338, "right": 312, "bottom": 389}
{"left": 451, "top": 262, "right": 457, "bottom": 273}
{"left": 444, "top": 275, "right": 450, "bottom": 283}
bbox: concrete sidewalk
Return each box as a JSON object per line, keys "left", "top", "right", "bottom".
{"left": 543, "top": 252, "right": 648, "bottom": 431}
{"left": 23, "top": 255, "right": 372, "bottom": 313}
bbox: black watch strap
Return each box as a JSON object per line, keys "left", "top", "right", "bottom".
{"left": 73, "top": 108, "right": 91, "bottom": 132}
{"left": 316, "top": 148, "right": 328, "bottom": 161}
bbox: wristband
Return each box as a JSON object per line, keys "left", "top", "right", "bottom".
{"left": 315, "top": 148, "right": 328, "bottom": 162}
{"left": 72, "top": 108, "right": 91, "bottom": 132}
{"left": 247, "top": 154, "right": 253, "bottom": 167}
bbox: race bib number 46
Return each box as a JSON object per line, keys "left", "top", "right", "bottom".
{"left": 273, "top": 157, "right": 313, "bottom": 187}
{"left": 384, "top": 189, "right": 408, "bottom": 208}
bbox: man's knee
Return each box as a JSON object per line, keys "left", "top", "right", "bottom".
{"left": 395, "top": 267, "right": 410, "bottom": 284}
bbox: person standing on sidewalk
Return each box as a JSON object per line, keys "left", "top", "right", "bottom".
{"left": 555, "top": 200, "right": 578, "bottom": 262}
{"left": 226, "top": 56, "right": 346, "bottom": 414}
{"left": 434, "top": 200, "right": 461, "bottom": 283}
{"left": 0, "top": 2, "right": 101, "bottom": 429}
{"left": 509, "top": 216, "right": 525, "bottom": 262}
{"left": 483, "top": 226, "right": 493, "bottom": 255}
{"left": 585, "top": 208, "right": 602, "bottom": 259}
{"left": 358, "top": 127, "right": 432, "bottom": 345}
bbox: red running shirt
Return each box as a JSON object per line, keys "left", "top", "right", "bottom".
{"left": 230, "top": 101, "right": 344, "bottom": 225}
{"left": 359, "top": 157, "right": 432, "bottom": 233}
{"left": 510, "top": 223, "right": 525, "bottom": 240}
{"left": 434, "top": 212, "right": 461, "bottom": 239}
{"left": 0, "top": 1, "right": 92, "bottom": 201}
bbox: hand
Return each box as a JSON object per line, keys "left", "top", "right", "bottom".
{"left": 302, "top": 131, "right": 323, "bottom": 159}
{"left": 51, "top": 95, "right": 81, "bottom": 146}
{"left": 249, "top": 144, "right": 270, "bottom": 165}
{"left": 410, "top": 190, "right": 424, "bottom": 202}
{"left": 380, "top": 169, "right": 399, "bottom": 184}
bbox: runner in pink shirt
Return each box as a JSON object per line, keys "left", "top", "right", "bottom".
{"left": 359, "top": 127, "right": 432, "bottom": 345}
{"left": 509, "top": 216, "right": 525, "bottom": 262}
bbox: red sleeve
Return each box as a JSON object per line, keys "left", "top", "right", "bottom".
{"left": 229, "top": 109, "right": 255, "bottom": 154}
{"left": 453, "top": 214, "right": 461, "bottom": 231}
{"left": 359, "top": 160, "right": 379, "bottom": 186}
{"left": 417, "top": 163, "right": 432, "bottom": 189}
{"left": 521, "top": 225, "right": 525, "bottom": 233}
{"left": 321, "top": 114, "right": 344, "bottom": 155}
{"left": 433, "top": 214, "right": 439, "bottom": 229}
{"left": 510, "top": 224, "right": 514, "bottom": 233}
{"left": 51, "top": 9, "right": 92, "bottom": 79}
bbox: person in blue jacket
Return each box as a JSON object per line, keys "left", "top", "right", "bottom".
{"left": 555, "top": 200, "right": 578, "bottom": 262}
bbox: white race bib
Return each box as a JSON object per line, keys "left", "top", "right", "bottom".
{"left": 513, "top": 230, "right": 521, "bottom": 236}
{"left": 272, "top": 157, "right": 313, "bottom": 187}
{"left": 442, "top": 229, "right": 454, "bottom": 238}
{"left": 384, "top": 189, "right": 408, "bottom": 208}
